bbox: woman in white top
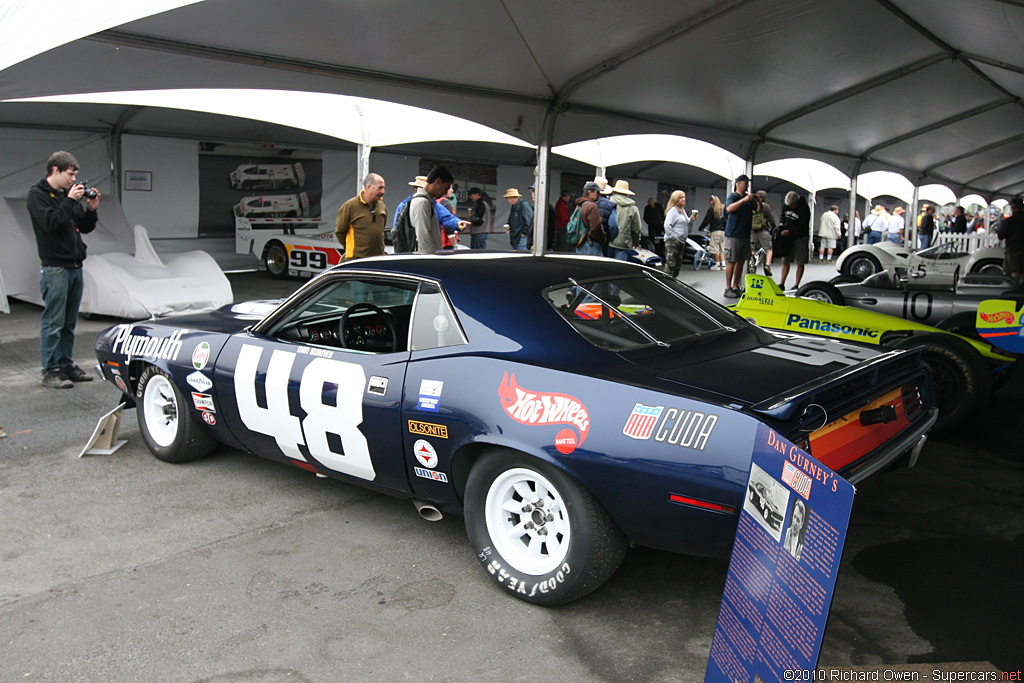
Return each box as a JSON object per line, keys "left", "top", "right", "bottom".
{"left": 663, "top": 190, "right": 693, "bottom": 279}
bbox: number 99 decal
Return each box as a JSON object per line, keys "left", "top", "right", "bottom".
{"left": 234, "top": 344, "right": 376, "bottom": 481}
{"left": 289, "top": 248, "right": 329, "bottom": 271}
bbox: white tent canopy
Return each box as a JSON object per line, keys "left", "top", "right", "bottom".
{"left": 553, "top": 135, "right": 746, "bottom": 182}
{"left": 10, "top": 90, "right": 533, "bottom": 149}
{"left": 2, "top": 0, "right": 1022, "bottom": 200}
{"left": 856, "top": 171, "right": 916, "bottom": 204}
{"left": 917, "top": 184, "right": 958, "bottom": 206}
{"left": 960, "top": 193, "right": 989, "bottom": 208}
{"left": 0, "top": 0, "right": 203, "bottom": 72}
{"left": 753, "top": 159, "right": 850, "bottom": 195}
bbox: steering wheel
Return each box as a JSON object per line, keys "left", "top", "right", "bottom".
{"left": 339, "top": 302, "right": 397, "bottom": 352}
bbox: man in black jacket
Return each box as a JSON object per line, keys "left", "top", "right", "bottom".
{"left": 27, "top": 151, "right": 100, "bottom": 388}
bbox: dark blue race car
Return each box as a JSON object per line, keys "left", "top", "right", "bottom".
{"left": 94, "top": 253, "right": 936, "bottom": 605}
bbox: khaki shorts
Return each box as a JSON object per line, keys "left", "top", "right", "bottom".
{"left": 751, "top": 229, "right": 772, "bottom": 252}
{"left": 819, "top": 237, "right": 837, "bottom": 249}
{"left": 724, "top": 236, "right": 751, "bottom": 263}
{"left": 708, "top": 230, "right": 726, "bottom": 255}
{"left": 1004, "top": 250, "right": 1024, "bottom": 276}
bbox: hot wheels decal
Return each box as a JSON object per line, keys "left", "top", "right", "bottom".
{"left": 980, "top": 310, "right": 1014, "bottom": 324}
{"left": 498, "top": 372, "right": 589, "bottom": 452}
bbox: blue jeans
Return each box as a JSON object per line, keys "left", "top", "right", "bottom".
{"left": 608, "top": 247, "right": 631, "bottom": 262}
{"left": 887, "top": 233, "right": 902, "bottom": 245}
{"left": 471, "top": 233, "right": 488, "bottom": 250}
{"left": 512, "top": 233, "right": 529, "bottom": 251}
{"left": 576, "top": 239, "right": 603, "bottom": 256}
{"left": 866, "top": 230, "right": 882, "bottom": 245}
{"left": 39, "top": 266, "right": 84, "bottom": 374}
{"left": 919, "top": 234, "right": 932, "bottom": 250}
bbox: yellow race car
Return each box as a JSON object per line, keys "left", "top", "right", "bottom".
{"left": 733, "top": 274, "right": 1016, "bottom": 430}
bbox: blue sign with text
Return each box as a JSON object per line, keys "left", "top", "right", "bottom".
{"left": 705, "top": 424, "right": 855, "bottom": 683}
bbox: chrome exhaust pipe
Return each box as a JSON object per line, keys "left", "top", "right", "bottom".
{"left": 908, "top": 434, "right": 927, "bottom": 468}
{"left": 413, "top": 500, "right": 443, "bottom": 522}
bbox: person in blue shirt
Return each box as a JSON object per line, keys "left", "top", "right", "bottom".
{"left": 504, "top": 188, "right": 533, "bottom": 250}
{"left": 723, "top": 174, "right": 758, "bottom": 298}
{"left": 393, "top": 175, "right": 465, "bottom": 244}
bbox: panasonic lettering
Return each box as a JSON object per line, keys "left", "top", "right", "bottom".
{"left": 785, "top": 314, "right": 879, "bottom": 338}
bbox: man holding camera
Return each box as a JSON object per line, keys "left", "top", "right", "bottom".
{"left": 27, "top": 151, "right": 100, "bottom": 389}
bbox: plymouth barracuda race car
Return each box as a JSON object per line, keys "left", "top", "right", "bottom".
{"left": 835, "top": 240, "right": 1004, "bottom": 281}
{"left": 94, "top": 254, "right": 936, "bottom": 605}
{"left": 795, "top": 268, "right": 1021, "bottom": 329}
{"left": 734, "top": 273, "right": 1016, "bottom": 430}
{"left": 747, "top": 481, "right": 783, "bottom": 530}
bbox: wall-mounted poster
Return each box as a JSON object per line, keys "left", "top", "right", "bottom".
{"left": 124, "top": 170, "right": 152, "bottom": 191}
{"left": 198, "top": 142, "right": 323, "bottom": 237}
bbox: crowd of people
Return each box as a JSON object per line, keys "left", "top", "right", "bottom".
{"left": 22, "top": 150, "right": 1023, "bottom": 389}
{"left": 332, "top": 167, "right": 1024, "bottom": 296}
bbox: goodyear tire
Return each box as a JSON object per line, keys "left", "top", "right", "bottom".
{"left": 136, "top": 366, "right": 217, "bottom": 463}
{"left": 935, "top": 312, "right": 1018, "bottom": 392}
{"left": 894, "top": 333, "right": 991, "bottom": 431}
{"left": 263, "top": 240, "right": 289, "bottom": 279}
{"left": 843, "top": 253, "right": 881, "bottom": 280}
{"left": 464, "top": 448, "right": 627, "bottom": 606}
{"left": 796, "top": 281, "right": 845, "bottom": 305}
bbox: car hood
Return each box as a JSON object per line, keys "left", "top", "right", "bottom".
{"left": 143, "top": 300, "right": 282, "bottom": 335}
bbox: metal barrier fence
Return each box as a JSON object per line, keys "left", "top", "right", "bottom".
{"left": 935, "top": 232, "right": 1001, "bottom": 253}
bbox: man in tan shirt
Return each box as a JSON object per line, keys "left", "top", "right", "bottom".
{"left": 335, "top": 173, "right": 387, "bottom": 260}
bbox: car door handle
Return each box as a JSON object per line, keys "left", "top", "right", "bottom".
{"left": 859, "top": 298, "right": 877, "bottom": 305}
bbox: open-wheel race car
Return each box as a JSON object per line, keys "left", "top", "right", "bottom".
{"left": 795, "top": 266, "right": 1022, "bottom": 333}
{"left": 835, "top": 240, "right": 1004, "bottom": 282}
{"left": 95, "top": 253, "right": 936, "bottom": 605}
{"left": 735, "top": 273, "right": 1016, "bottom": 431}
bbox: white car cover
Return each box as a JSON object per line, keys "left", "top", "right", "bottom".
{"left": 0, "top": 197, "right": 232, "bottom": 319}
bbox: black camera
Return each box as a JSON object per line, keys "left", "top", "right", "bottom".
{"left": 77, "top": 183, "right": 98, "bottom": 199}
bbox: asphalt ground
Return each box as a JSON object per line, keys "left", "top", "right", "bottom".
{"left": 0, "top": 260, "right": 1021, "bottom": 682}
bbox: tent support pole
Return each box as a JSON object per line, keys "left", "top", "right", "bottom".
{"left": 848, "top": 177, "right": 858, "bottom": 250}
{"left": 533, "top": 109, "right": 557, "bottom": 256}
{"left": 910, "top": 185, "right": 921, "bottom": 250}
{"left": 357, "top": 144, "right": 371, "bottom": 192}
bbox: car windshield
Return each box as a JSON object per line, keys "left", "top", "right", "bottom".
{"left": 917, "top": 242, "right": 965, "bottom": 260}
{"left": 544, "top": 274, "right": 743, "bottom": 350}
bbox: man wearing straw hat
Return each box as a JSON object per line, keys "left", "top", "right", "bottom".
{"left": 607, "top": 180, "right": 643, "bottom": 261}
{"left": 861, "top": 205, "right": 888, "bottom": 245}
{"left": 887, "top": 206, "right": 906, "bottom": 245}
{"left": 504, "top": 188, "right": 533, "bottom": 251}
